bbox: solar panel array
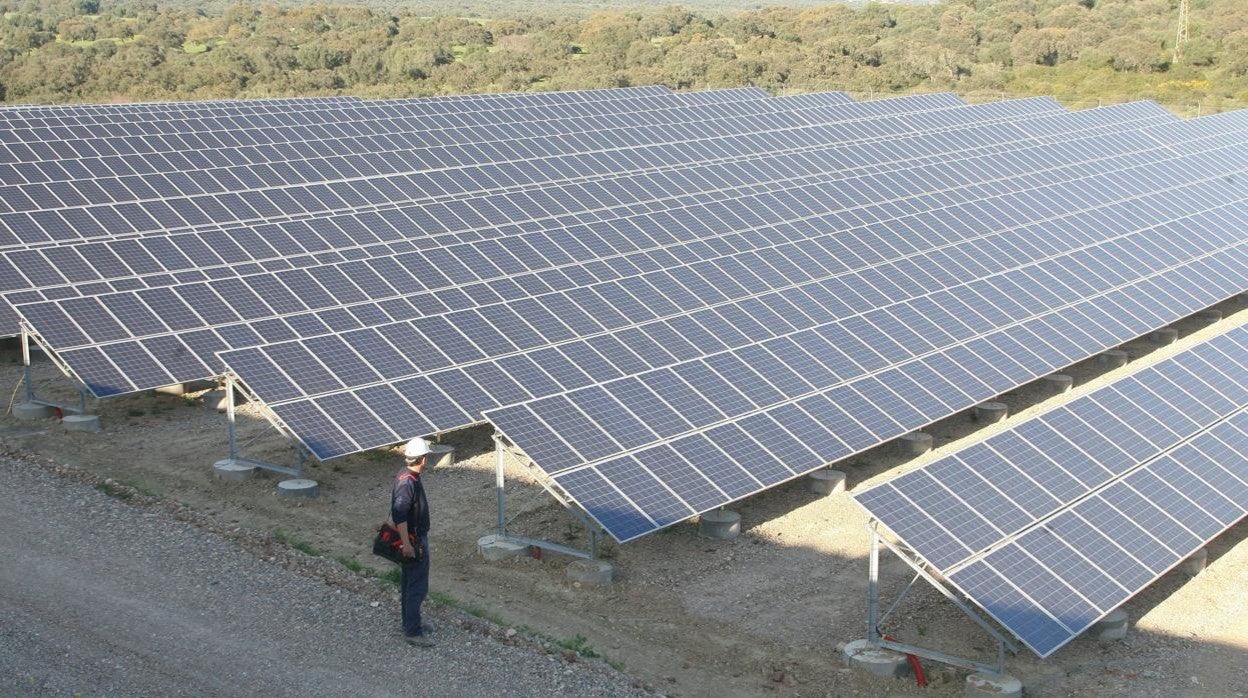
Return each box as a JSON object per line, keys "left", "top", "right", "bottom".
{"left": 23, "top": 96, "right": 1129, "bottom": 399}
{"left": 9, "top": 86, "right": 1248, "bottom": 551}
{"left": 0, "top": 91, "right": 970, "bottom": 282}
{"left": 14, "top": 95, "right": 1087, "bottom": 386}
{"left": 204, "top": 102, "right": 1201, "bottom": 448}
{"left": 855, "top": 323, "right": 1248, "bottom": 657}
{"left": 481, "top": 139, "right": 1248, "bottom": 541}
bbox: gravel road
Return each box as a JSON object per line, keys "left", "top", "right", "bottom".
{"left": 0, "top": 455, "right": 643, "bottom": 697}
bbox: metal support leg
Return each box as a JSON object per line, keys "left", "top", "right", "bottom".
{"left": 494, "top": 432, "right": 506, "bottom": 536}
{"left": 226, "top": 380, "right": 238, "bottom": 460}
{"left": 21, "top": 329, "right": 33, "bottom": 403}
{"left": 78, "top": 388, "right": 87, "bottom": 415}
{"left": 865, "top": 520, "right": 1019, "bottom": 676}
{"left": 868, "top": 526, "right": 880, "bottom": 643}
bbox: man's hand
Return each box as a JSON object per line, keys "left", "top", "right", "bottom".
{"left": 401, "top": 540, "right": 415, "bottom": 559}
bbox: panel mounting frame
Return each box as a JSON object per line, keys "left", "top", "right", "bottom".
{"left": 866, "top": 521, "right": 1019, "bottom": 677}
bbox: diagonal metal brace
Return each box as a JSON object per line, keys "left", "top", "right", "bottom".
{"left": 866, "top": 522, "right": 1019, "bottom": 676}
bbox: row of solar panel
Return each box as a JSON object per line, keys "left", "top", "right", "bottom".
{"left": 0, "top": 97, "right": 1066, "bottom": 295}
{"left": 0, "top": 95, "right": 365, "bottom": 118}
{"left": 0, "top": 88, "right": 790, "bottom": 162}
{"left": 1, "top": 98, "right": 1122, "bottom": 321}
{"left": 0, "top": 94, "right": 978, "bottom": 237}
{"left": 18, "top": 101, "right": 1180, "bottom": 396}
{"left": 183, "top": 125, "right": 1248, "bottom": 401}
{"left": 0, "top": 89, "right": 793, "bottom": 147}
{"left": 949, "top": 408, "right": 1248, "bottom": 657}
{"left": 0, "top": 97, "right": 1076, "bottom": 334}
{"left": 0, "top": 93, "right": 901, "bottom": 205}
{"left": 856, "top": 328, "right": 1248, "bottom": 571}
{"left": 0, "top": 96, "right": 991, "bottom": 250}
{"left": 0, "top": 100, "right": 1168, "bottom": 316}
{"left": 4, "top": 104, "right": 1175, "bottom": 350}
{"left": 0, "top": 85, "right": 672, "bottom": 124}
{"left": 484, "top": 162, "right": 1248, "bottom": 542}
{"left": 0, "top": 89, "right": 801, "bottom": 193}
{"left": 856, "top": 323, "right": 1248, "bottom": 657}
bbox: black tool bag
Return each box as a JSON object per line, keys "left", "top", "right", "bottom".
{"left": 373, "top": 522, "right": 421, "bottom": 565}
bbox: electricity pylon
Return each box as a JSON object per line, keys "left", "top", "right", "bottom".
{"left": 1174, "top": 0, "right": 1190, "bottom": 63}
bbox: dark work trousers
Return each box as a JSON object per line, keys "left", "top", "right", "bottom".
{"left": 400, "top": 536, "right": 430, "bottom": 637}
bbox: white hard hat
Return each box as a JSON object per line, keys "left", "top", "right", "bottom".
{"left": 404, "top": 437, "right": 432, "bottom": 460}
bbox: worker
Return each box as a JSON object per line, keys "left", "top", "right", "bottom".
{"left": 392, "top": 436, "right": 434, "bottom": 648}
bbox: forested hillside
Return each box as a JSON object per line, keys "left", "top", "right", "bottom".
{"left": 2, "top": 0, "right": 1245, "bottom": 111}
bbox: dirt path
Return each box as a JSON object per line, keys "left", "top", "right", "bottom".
{"left": 0, "top": 455, "right": 642, "bottom": 697}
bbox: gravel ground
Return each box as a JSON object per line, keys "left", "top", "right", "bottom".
{"left": 0, "top": 455, "right": 645, "bottom": 697}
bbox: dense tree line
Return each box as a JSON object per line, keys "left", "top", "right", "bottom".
{"left": 1, "top": 0, "right": 1244, "bottom": 111}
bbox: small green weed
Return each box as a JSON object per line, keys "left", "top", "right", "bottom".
{"left": 272, "top": 528, "right": 320, "bottom": 556}
{"left": 122, "top": 479, "right": 158, "bottom": 498}
{"left": 423, "top": 590, "right": 623, "bottom": 671}
{"left": 336, "top": 556, "right": 363, "bottom": 573}
{"left": 94, "top": 482, "right": 132, "bottom": 501}
{"left": 556, "top": 634, "right": 603, "bottom": 660}
{"left": 380, "top": 568, "right": 402, "bottom": 587}
{"left": 127, "top": 408, "right": 145, "bottom": 417}
{"left": 428, "top": 590, "right": 508, "bottom": 626}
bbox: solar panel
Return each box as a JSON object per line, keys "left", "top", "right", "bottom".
{"left": 667, "top": 87, "right": 775, "bottom": 104}
{"left": 475, "top": 138, "right": 1248, "bottom": 542}
{"left": 0, "top": 87, "right": 758, "bottom": 166}
{"left": 12, "top": 88, "right": 1245, "bottom": 561}
{"left": 0, "top": 89, "right": 779, "bottom": 213}
{"left": 0, "top": 95, "right": 1063, "bottom": 336}
{"left": 0, "top": 92, "right": 982, "bottom": 255}
{"left": 0, "top": 95, "right": 365, "bottom": 120}
{"left": 770, "top": 92, "right": 858, "bottom": 109}
{"left": 855, "top": 323, "right": 1248, "bottom": 657}
{"left": 191, "top": 116, "right": 1242, "bottom": 460}
{"left": 16, "top": 98, "right": 1140, "bottom": 394}
{"left": 0, "top": 86, "right": 668, "bottom": 126}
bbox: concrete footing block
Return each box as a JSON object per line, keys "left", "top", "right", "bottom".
{"left": 62, "top": 414, "right": 101, "bottom": 432}
{"left": 1099, "top": 349, "right": 1129, "bottom": 368}
{"left": 566, "top": 559, "right": 614, "bottom": 586}
{"left": 973, "top": 401, "right": 1008, "bottom": 423}
{"left": 277, "top": 478, "right": 319, "bottom": 498}
{"left": 1093, "top": 608, "right": 1129, "bottom": 641}
{"left": 13, "top": 402, "right": 55, "bottom": 421}
{"left": 1196, "top": 309, "right": 1223, "bottom": 322}
{"left": 427, "top": 444, "right": 455, "bottom": 469}
{"left": 213, "top": 458, "right": 257, "bottom": 482}
{"left": 898, "top": 431, "right": 933, "bottom": 457}
{"left": 477, "top": 534, "right": 530, "bottom": 561}
{"left": 808, "top": 469, "right": 846, "bottom": 495}
{"left": 699, "top": 509, "right": 741, "bottom": 540}
{"left": 1150, "top": 328, "right": 1179, "bottom": 345}
{"left": 156, "top": 383, "right": 188, "bottom": 397}
{"left": 965, "top": 672, "right": 1023, "bottom": 698}
{"left": 1043, "top": 374, "right": 1074, "bottom": 395}
{"left": 1180, "top": 547, "right": 1208, "bottom": 576}
{"left": 841, "top": 639, "right": 912, "bottom": 680}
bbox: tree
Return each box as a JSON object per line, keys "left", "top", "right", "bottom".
{"left": 1102, "top": 35, "right": 1164, "bottom": 72}
{"left": 1011, "top": 27, "right": 1063, "bottom": 66}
